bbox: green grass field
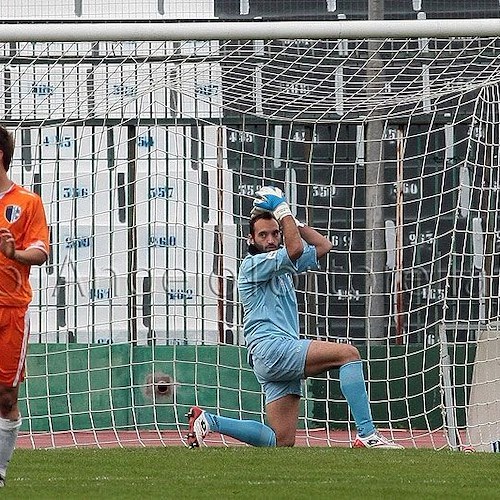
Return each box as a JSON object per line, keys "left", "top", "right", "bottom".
{"left": 2, "top": 447, "right": 499, "bottom": 499}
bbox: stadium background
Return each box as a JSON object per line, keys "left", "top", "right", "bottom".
{"left": 3, "top": 0, "right": 500, "bottom": 346}
{"left": 1, "top": 1, "right": 498, "bottom": 449}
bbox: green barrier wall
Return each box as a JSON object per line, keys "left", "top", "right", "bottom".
{"left": 310, "top": 344, "right": 474, "bottom": 430}
{"left": 19, "top": 344, "right": 473, "bottom": 432}
{"left": 20, "top": 344, "right": 263, "bottom": 432}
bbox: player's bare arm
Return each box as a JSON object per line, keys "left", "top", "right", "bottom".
{"left": 280, "top": 215, "right": 303, "bottom": 261}
{"left": 0, "top": 228, "right": 47, "bottom": 266}
{"left": 0, "top": 228, "right": 14, "bottom": 258}
{"left": 297, "top": 225, "right": 333, "bottom": 259}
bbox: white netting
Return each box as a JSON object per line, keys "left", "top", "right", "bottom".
{"left": 2, "top": 29, "right": 498, "bottom": 452}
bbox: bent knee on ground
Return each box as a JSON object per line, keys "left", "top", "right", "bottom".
{"left": 268, "top": 413, "right": 297, "bottom": 447}
{"left": 275, "top": 433, "right": 296, "bottom": 447}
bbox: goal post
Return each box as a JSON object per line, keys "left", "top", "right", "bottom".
{"left": 3, "top": 18, "right": 499, "bottom": 451}
{"left": 0, "top": 18, "right": 500, "bottom": 41}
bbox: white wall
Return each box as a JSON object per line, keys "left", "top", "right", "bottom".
{"left": 2, "top": 0, "right": 215, "bottom": 20}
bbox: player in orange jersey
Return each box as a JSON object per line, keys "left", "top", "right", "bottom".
{"left": 0, "top": 125, "right": 49, "bottom": 487}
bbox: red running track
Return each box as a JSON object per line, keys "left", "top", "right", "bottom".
{"left": 16, "top": 428, "right": 463, "bottom": 450}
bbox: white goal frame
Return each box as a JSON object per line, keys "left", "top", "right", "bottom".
{"left": 0, "top": 18, "right": 499, "bottom": 42}
{"left": 4, "top": 17, "right": 500, "bottom": 452}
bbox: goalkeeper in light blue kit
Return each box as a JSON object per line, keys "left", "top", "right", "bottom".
{"left": 186, "top": 186, "right": 402, "bottom": 449}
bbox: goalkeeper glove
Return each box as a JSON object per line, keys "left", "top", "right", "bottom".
{"left": 250, "top": 205, "right": 267, "bottom": 219}
{"left": 253, "top": 186, "right": 293, "bottom": 222}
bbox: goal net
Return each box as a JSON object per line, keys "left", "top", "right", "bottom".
{"left": 4, "top": 20, "right": 499, "bottom": 451}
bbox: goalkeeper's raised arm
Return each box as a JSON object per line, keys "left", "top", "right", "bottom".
{"left": 295, "top": 222, "right": 333, "bottom": 259}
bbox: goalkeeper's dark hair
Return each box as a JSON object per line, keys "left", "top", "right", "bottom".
{"left": 0, "top": 125, "right": 15, "bottom": 172}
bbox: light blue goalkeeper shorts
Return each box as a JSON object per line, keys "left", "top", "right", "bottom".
{"left": 249, "top": 336, "right": 312, "bottom": 404}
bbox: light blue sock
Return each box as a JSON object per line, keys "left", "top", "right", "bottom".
{"left": 204, "top": 413, "right": 276, "bottom": 447}
{"left": 339, "top": 360, "right": 376, "bottom": 438}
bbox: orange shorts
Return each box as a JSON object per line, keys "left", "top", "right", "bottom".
{"left": 0, "top": 307, "right": 30, "bottom": 387}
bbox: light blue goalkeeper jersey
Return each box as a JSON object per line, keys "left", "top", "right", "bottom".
{"left": 237, "top": 243, "right": 319, "bottom": 349}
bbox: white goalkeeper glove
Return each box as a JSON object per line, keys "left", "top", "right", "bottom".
{"left": 252, "top": 186, "right": 293, "bottom": 222}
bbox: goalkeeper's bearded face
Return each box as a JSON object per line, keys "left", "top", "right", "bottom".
{"left": 247, "top": 215, "right": 282, "bottom": 255}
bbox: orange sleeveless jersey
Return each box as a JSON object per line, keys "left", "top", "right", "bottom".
{"left": 0, "top": 183, "right": 49, "bottom": 307}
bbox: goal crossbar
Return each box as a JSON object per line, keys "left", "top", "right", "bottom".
{"left": 0, "top": 18, "right": 499, "bottom": 42}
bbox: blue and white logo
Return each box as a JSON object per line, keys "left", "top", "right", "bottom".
{"left": 5, "top": 205, "right": 21, "bottom": 223}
